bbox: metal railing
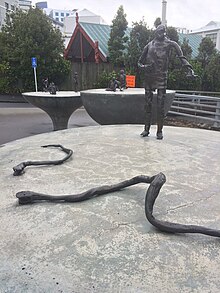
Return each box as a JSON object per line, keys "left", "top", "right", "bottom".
{"left": 169, "top": 91, "right": 220, "bottom": 128}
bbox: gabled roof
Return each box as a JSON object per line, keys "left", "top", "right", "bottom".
{"left": 206, "top": 21, "right": 220, "bottom": 26}
{"left": 191, "top": 21, "right": 220, "bottom": 34}
{"left": 64, "top": 21, "right": 108, "bottom": 62}
{"left": 80, "top": 22, "right": 111, "bottom": 57}
{"left": 64, "top": 21, "right": 201, "bottom": 62}
{"left": 79, "top": 9, "right": 99, "bottom": 17}
{"left": 64, "top": 20, "right": 131, "bottom": 62}
{"left": 178, "top": 33, "right": 203, "bottom": 58}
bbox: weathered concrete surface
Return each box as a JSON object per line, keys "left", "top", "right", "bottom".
{"left": 0, "top": 125, "right": 220, "bottom": 293}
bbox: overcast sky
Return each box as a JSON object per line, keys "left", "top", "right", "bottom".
{"left": 33, "top": 0, "right": 220, "bottom": 30}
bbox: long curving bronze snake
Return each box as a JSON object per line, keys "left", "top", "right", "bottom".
{"left": 13, "top": 144, "right": 73, "bottom": 176}
{"left": 16, "top": 172, "right": 220, "bottom": 238}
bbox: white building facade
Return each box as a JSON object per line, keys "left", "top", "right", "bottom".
{"left": 48, "top": 8, "right": 72, "bottom": 23}
{"left": 63, "top": 9, "right": 107, "bottom": 47}
{"left": 190, "top": 21, "right": 220, "bottom": 51}
{"left": 18, "top": 0, "right": 31, "bottom": 11}
{"left": 0, "top": 0, "right": 18, "bottom": 29}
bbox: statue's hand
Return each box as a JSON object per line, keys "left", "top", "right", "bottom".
{"left": 141, "top": 63, "right": 155, "bottom": 73}
{"left": 186, "top": 68, "right": 198, "bottom": 78}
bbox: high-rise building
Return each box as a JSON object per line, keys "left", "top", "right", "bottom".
{"left": 49, "top": 8, "right": 72, "bottom": 23}
{"left": 190, "top": 21, "right": 220, "bottom": 51}
{"left": 18, "top": 0, "right": 32, "bottom": 11}
{"left": 0, "top": 0, "right": 19, "bottom": 29}
{"left": 36, "top": 1, "right": 47, "bottom": 9}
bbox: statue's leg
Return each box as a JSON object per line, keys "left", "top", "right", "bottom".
{"left": 156, "top": 88, "right": 166, "bottom": 139}
{"left": 141, "top": 89, "right": 153, "bottom": 137}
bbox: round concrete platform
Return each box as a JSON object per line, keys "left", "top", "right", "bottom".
{"left": 0, "top": 125, "right": 220, "bottom": 293}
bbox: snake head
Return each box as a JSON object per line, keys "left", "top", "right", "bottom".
{"left": 13, "top": 163, "right": 26, "bottom": 176}
{"left": 16, "top": 191, "right": 36, "bottom": 204}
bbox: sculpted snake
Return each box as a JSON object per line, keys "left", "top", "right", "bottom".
{"left": 13, "top": 144, "right": 73, "bottom": 176}
{"left": 16, "top": 172, "right": 220, "bottom": 238}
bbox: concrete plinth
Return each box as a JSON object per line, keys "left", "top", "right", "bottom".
{"left": 0, "top": 125, "right": 220, "bottom": 292}
{"left": 22, "top": 91, "right": 82, "bottom": 131}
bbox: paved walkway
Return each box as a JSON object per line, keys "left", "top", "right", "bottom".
{"left": 0, "top": 105, "right": 98, "bottom": 145}
{"left": 0, "top": 124, "right": 220, "bottom": 292}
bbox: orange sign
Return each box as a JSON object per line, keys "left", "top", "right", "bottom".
{"left": 126, "top": 75, "right": 136, "bottom": 88}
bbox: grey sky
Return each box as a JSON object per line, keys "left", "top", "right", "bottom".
{"left": 33, "top": 0, "right": 220, "bottom": 30}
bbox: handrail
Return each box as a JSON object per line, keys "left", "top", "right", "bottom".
{"left": 175, "top": 93, "right": 220, "bottom": 101}
{"left": 172, "top": 100, "right": 220, "bottom": 110}
{"left": 169, "top": 92, "right": 220, "bottom": 127}
{"left": 176, "top": 90, "right": 220, "bottom": 96}
{"left": 171, "top": 105, "right": 220, "bottom": 117}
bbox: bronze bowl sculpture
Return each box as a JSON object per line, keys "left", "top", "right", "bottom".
{"left": 80, "top": 88, "right": 175, "bottom": 125}
{"left": 22, "top": 91, "right": 82, "bottom": 131}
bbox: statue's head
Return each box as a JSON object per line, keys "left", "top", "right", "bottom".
{"left": 155, "top": 24, "right": 166, "bottom": 40}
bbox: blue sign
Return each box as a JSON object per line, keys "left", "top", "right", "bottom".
{"left": 31, "top": 57, "right": 37, "bottom": 68}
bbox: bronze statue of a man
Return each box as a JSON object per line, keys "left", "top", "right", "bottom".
{"left": 138, "top": 24, "right": 194, "bottom": 139}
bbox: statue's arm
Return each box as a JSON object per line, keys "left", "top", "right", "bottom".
{"left": 170, "top": 41, "right": 197, "bottom": 77}
{"left": 138, "top": 45, "right": 149, "bottom": 68}
{"left": 171, "top": 41, "right": 192, "bottom": 69}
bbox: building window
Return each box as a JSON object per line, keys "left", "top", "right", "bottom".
{"left": 55, "top": 17, "right": 59, "bottom": 21}
{"left": 61, "top": 18, "right": 64, "bottom": 22}
{"left": 61, "top": 12, "right": 64, "bottom": 16}
{"left": 66, "top": 13, "right": 69, "bottom": 16}
{"left": 55, "top": 12, "right": 59, "bottom": 16}
{"left": 206, "top": 33, "right": 217, "bottom": 46}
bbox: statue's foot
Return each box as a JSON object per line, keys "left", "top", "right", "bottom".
{"left": 156, "top": 132, "right": 163, "bottom": 140}
{"left": 140, "top": 130, "right": 150, "bottom": 137}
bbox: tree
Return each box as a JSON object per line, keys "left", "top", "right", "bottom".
{"left": 125, "top": 19, "right": 152, "bottom": 86}
{"left": 154, "top": 17, "right": 162, "bottom": 28}
{"left": 0, "top": 8, "right": 70, "bottom": 93}
{"left": 166, "top": 26, "right": 179, "bottom": 43}
{"left": 196, "top": 37, "right": 216, "bottom": 67}
{"left": 196, "top": 37, "right": 217, "bottom": 90}
{"left": 168, "top": 34, "right": 192, "bottom": 89}
{"left": 206, "top": 52, "right": 220, "bottom": 91}
{"left": 108, "top": 5, "right": 128, "bottom": 67}
{"left": 181, "top": 38, "right": 192, "bottom": 60}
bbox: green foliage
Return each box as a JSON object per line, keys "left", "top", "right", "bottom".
{"left": 107, "top": 14, "right": 215, "bottom": 91}
{"left": 166, "top": 27, "right": 181, "bottom": 72}
{"left": 168, "top": 60, "right": 202, "bottom": 90}
{"left": 108, "top": 5, "right": 128, "bottom": 67}
{"left": 154, "top": 18, "right": 161, "bottom": 28}
{"left": 0, "top": 8, "right": 70, "bottom": 93}
{"left": 205, "top": 52, "right": 220, "bottom": 91}
{"left": 196, "top": 37, "right": 216, "bottom": 67}
{"left": 0, "top": 62, "right": 10, "bottom": 93}
{"left": 181, "top": 38, "right": 192, "bottom": 60}
{"left": 195, "top": 37, "right": 217, "bottom": 90}
{"left": 125, "top": 19, "right": 152, "bottom": 87}
{"left": 95, "top": 70, "right": 118, "bottom": 88}
{"left": 166, "top": 26, "right": 179, "bottom": 43}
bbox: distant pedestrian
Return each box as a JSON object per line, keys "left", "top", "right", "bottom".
{"left": 42, "top": 77, "right": 49, "bottom": 92}
{"left": 73, "top": 72, "right": 78, "bottom": 92}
